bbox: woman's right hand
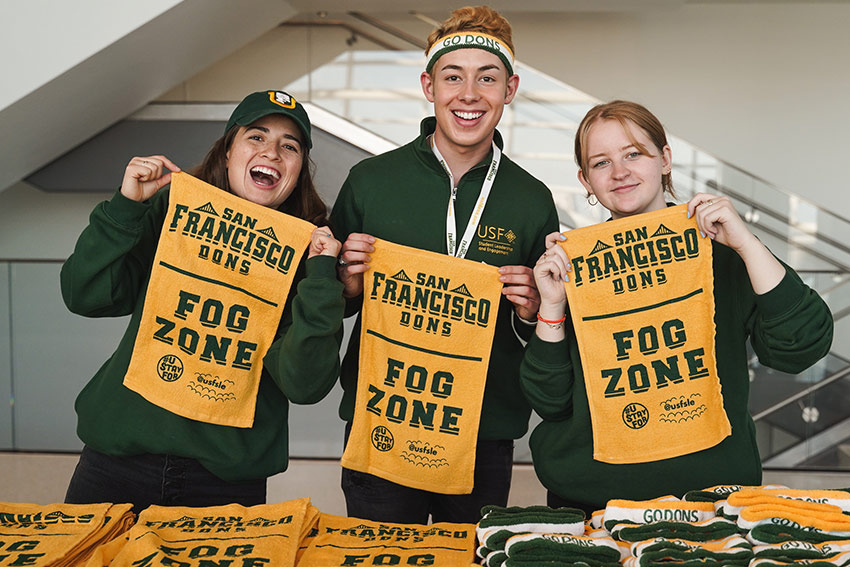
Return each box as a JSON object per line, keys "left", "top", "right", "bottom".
{"left": 309, "top": 226, "right": 342, "bottom": 259}
{"left": 120, "top": 155, "right": 181, "bottom": 202}
{"left": 533, "top": 231, "right": 570, "bottom": 316}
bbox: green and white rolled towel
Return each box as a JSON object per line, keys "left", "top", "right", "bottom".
{"left": 587, "top": 527, "right": 613, "bottom": 539}
{"left": 502, "top": 532, "right": 624, "bottom": 567}
{"left": 738, "top": 504, "right": 850, "bottom": 545}
{"left": 476, "top": 505, "right": 586, "bottom": 565}
{"left": 683, "top": 484, "right": 786, "bottom": 503}
{"left": 623, "top": 534, "right": 752, "bottom": 566}
{"left": 611, "top": 516, "right": 741, "bottom": 543}
{"left": 748, "top": 550, "right": 850, "bottom": 566}
{"left": 588, "top": 509, "right": 606, "bottom": 530}
{"left": 603, "top": 499, "right": 716, "bottom": 532}
{"left": 752, "top": 539, "right": 850, "bottom": 563}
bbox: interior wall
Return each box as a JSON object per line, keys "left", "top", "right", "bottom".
{"left": 1, "top": 0, "right": 182, "bottom": 109}
{"left": 508, "top": 3, "right": 850, "bottom": 220}
{"left": 0, "top": 184, "right": 107, "bottom": 261}
{"left": 157, "top": 25, "right": 362, "bottom": 102}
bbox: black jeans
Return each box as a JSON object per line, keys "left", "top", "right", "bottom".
{"left": 342, "top": 423, "right": 513, "bottom": 524}
{"left": 65, "top": 446, "right": 266, "bottom": 515}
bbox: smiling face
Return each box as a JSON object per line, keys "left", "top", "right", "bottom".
{"left": 578, "top": 118, "right": 672, "bottom": 220}
{"left": 420, "top": 48, "right": 518, "bottom": 163}
{"left": 225, "top": 114, "right": 304, "bottom": 209}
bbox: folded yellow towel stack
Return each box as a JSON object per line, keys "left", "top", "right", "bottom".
{"left": 0, "top": 502, "right": 134, "bottom": 567}
{"left": 83, "top": 498, "right": 312, "bottom": 567}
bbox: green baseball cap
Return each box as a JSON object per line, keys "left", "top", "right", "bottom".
{"left": 225, "top": 90, "right": 312, "bottom": 149}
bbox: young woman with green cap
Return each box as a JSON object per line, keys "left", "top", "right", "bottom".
{"left": 61, "top": 90, "right": 344, "bottom": 513}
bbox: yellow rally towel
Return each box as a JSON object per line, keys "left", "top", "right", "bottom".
{"left": 725, "top": 488, "right": 850, "bottom": 516}
{"left": 124, "top": 172, "right": 314, "bottom": 427}
{"left": 560, "top": 204, "right": 729, "bottom": 463}
{"left": 0, "top": 502, "right": 134, "bottom": 567}
{"left": 738, "top": 504, "right": 850, "bottom": 532}
{"left": 296, "top": 512, "right": 476, "bottom": 566}
{"left": 87, "top": 498, "right": 311, "bottom": 567}
{"left": 340, "top": 238, "right": 502, "bottom": 494}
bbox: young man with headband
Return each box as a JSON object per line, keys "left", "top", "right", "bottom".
{"left": 331, "top": 5, "right": 559, "bottom": 523}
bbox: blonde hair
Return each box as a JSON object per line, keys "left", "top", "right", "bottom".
{"left": 425, "top": 6, "right": 515, "bottom": 56}
{"left": 575, "top": 100, "right": 675, "bottom": 197}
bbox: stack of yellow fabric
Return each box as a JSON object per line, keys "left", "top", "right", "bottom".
{"left": 297, "top": 512, "right": 476, "bottom": 566}
{"left": 719, "top": 488, "right": 850, "bottom": 521}
{"left": 0, "top": 502, "right": 134, "bottom": 567}
{"left": 84, "top": 498, "right": 314, "bottom": 567}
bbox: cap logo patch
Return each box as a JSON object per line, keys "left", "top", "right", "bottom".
{"left": 268, "top": 91, "right": 296, "bottom": 109}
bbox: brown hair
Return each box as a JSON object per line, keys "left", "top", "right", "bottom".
{"left": 191, "top": 127, "right": 328, "bottom": 226}
{"left": 425, "top": 5, "right": 515, "bottom": 56}
{"left": 575, "top": 100, "right": 675, "bottom": 198}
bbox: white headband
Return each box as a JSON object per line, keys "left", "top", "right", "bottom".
{"left": 425, "top": 32, "right": 515, "bottom": 76}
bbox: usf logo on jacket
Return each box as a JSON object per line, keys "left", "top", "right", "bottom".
{"left": 476, "top": 223, "right": 518, "bottom": 256}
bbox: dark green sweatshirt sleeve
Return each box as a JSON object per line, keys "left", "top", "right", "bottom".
{"left": 263, "top": 254, "right": 345, "bottom": 404}
{"left": 748, "top": 266, "right": 833, "bottom": 373}
{"left": 330, "top": 176, "right": 361, "bottom": 244}
{"left": 330, "top": 175, "right": 365, "bottom": 317}
{"left": 60, "top": 189, "right": 167, "bottom": 317}
{"left": 520, "top": 331, "right": 575, "bottom": 420}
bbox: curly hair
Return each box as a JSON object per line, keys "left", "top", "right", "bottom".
{"left": 425, "top": 5, "right": 515, "bottom": 56}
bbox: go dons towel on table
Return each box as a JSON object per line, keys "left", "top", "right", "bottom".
{"left": 558, "top": 204, "right": 730, "bottom": 464}
{"left": 123, "top": 172, "right": 315, "bottom": 428}
{"left": 340, "top": 238, "right": 502, "bottom": 494}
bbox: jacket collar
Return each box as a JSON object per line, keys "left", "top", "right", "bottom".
{"left": 414, "top": 117, "right": 505, "bottom": 178}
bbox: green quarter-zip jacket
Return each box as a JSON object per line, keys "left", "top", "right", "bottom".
{"left": 331, "top": 117, "right": 560, "bottom": 441}
{"left": 520, "top": 241, "right": 833, "bottom": 509}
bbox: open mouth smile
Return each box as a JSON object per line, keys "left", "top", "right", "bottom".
{"left": 250, "top": 165, "right": 281, "bottom": 187}
{"left": 453, "top": 110, "right": 484, "bottom": 121}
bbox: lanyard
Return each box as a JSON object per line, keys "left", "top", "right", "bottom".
{"left": 430, "top": 137, "right": 502, "bottom": 258}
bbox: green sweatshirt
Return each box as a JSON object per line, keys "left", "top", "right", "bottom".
{"left": 520, "top": 241, "right": 833, "bottom": 509}
{"left": 330, "top": 117, "right": 560, "bottom": 441}
{"left": 60, "top": 188, "right": 344, "bottom": 482}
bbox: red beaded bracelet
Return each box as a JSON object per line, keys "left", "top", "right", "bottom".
{"left": 536, "top": 313, "right": 566, "bottom": 328}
